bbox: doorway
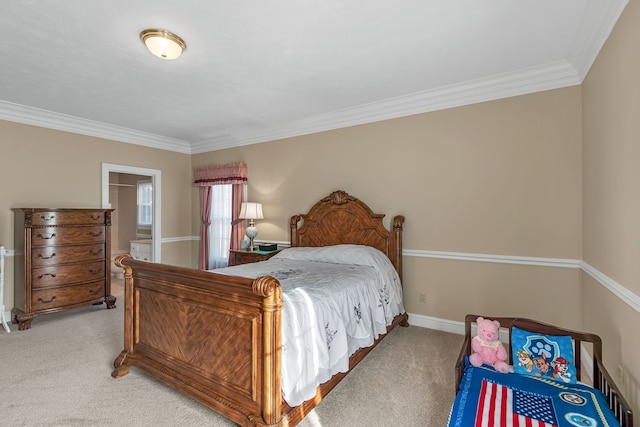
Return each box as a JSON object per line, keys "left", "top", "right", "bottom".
{"left": 101, "top": 163, "right": 161, "bottom": 263}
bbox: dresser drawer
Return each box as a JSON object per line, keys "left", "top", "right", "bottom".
{"left": 31, "top": 281, "right": 106, "bottom": 311}
{"left": 30, "top": 211, "right": 106, "bottom": 226}
{"left": 31, "top": 261, "right": 106, "bottom": 289}
{"left": 31, "top": 226, "right": 105, "bottom": 246}
{"left": 32, "top": 243, "right": 106, "bottom": 267}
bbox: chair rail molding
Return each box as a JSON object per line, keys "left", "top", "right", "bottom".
{"left": 404, "top": 249, "right": 639, "bottom": 315}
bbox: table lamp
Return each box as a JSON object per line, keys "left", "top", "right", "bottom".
{"left": 239, "top": 202, "right": 264, "bottom": 251}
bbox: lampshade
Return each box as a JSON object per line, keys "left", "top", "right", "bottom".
{"left": 140, "top": 29, "right": 186, "bottom": 60}
{"left": 239, "top": 202, "right": 264, "bottom": 220}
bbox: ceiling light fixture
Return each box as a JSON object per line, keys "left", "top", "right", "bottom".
{"left": 140, "top": 29, "right": 186, "bottom": 60}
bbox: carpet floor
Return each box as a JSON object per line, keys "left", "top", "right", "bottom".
{"left": 0, "top": 279, "right": 462, "bottom": 426}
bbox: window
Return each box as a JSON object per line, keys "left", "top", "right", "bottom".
{"left": 209, "top": 184, "right": 232, "bottom": 268}
{"left": 208, "top": 184, "right": 247, "bottom": 269}
{"left": 137, "top": 179, "right": 153, "bottom": 237}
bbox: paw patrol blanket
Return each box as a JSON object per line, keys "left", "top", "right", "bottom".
{"left": 448, "top": 360, "right": 621, "bottom": 427}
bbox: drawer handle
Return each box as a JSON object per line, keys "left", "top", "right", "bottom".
{"left": 39, "top": 215, "right": 55, "bottom": 221}
{"left": 89, "top": 248, "right": 104, "bottom": 256}
{"left": 36, "top": 233, "right": 56, "bottom": 240}
{"left": 89, "top": 268, "right": 103, "bottom": 275}
{"left": 89, "top": 230, "right": 103, "bottom": 237}
{"left": 91, "top": 215, "right": 101, "bottom": 220}
{"left": 37, "top": 252, "right": 56, "bottom": 260}
{"left": 37, "top": 296, "right": 57, "bottom": 304}
{"left": 88, "top": 288, "right": 102, "bottom": 295}
{"left": 36, "top": 273, "right": 57, "bottom": 280}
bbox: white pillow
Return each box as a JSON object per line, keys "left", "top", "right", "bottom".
{"left": 273, "top": 244, "right": 392, "bottom": 270}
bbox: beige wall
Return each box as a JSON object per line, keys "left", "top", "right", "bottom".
{"left": 193, "top": 86, "right": 583, "bottom": 327}
{"left": 0, "top": 120, "right": 193, "bottom": 309}
{"left": 582, "top": 0, "right": 640, "bottom": 414}
{"left": 0, "top": 4, "right": 637, "bottom": 414}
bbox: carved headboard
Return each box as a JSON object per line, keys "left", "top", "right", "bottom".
{"left": 289, "top": 190, "right": 404, "bottom": 282}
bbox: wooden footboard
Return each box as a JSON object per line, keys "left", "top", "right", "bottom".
{"left": 113, "top": 255, "right": 409, "bottom": 427}
{"left": 113, "top": 255, "right": 283, "bottom": 426}
{"left": 455, "top": 314, "right": 634, "bottom": 427}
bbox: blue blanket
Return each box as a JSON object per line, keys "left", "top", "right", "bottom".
{"left": 448, "top": 360, "right": 620, "bottom": 427}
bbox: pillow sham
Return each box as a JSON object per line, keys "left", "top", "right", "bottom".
{"left": 511, "top": 326, "right": 576, "bottom": 384}
{"left": 273, "top": 244, "right": 392, "bottom": 270}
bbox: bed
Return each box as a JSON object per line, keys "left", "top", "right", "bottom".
{"left": 112, "top": 190, "right": 409, "bottom": 427}
{"left": 449, "top": 314, "right": 634, "bottom": 427}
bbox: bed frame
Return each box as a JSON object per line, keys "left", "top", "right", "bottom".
{"left": 112, "top": 190, "right": 409, "bottom": 427}
{"left": 455, "top": 314, "right": 634, "bottom": 427}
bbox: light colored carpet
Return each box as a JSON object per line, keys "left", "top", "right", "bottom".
{"left": 0, "top": 280, "right": 462, "bottom": 426}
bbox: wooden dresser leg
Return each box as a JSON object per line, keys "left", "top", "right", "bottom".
{"left": 105, "top": 295, "right": 117, "bottom": 309}
{"left": 13, "top": 310, "right": 35, "bottom": 330}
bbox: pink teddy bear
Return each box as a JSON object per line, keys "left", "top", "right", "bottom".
{"left": 469, "top": 316, "right": 509, "bottom": 373}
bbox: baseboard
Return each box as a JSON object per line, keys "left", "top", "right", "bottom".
{"left": 408, "top": 312, "right": 594, "bottom": 383}
{"left": 1, "top": 309, "right": 11, "bottom": 333}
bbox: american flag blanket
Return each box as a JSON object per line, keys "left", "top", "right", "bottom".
{"left": 448, "top": 360, "right": 621, "bottom": 427}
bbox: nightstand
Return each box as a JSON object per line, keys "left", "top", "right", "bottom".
{"left": 228, "top": 249, "right": 280, "bottom": 266}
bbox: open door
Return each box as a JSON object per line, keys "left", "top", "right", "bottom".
{"left": 101, "top": 163, "right": 161, "bottom": 263}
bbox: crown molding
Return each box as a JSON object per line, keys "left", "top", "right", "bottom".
{"left": 0, "top": 60, "right": 587, "bottom": 155}
{"left": 0, "top": 100, "right": 192, "bottom": 154}
{"left": 0, "top": 1, "right": 626, "bottom": 155}
{"left": 568, "top": 0, "right": 628, "bottom": 80}
{"left": 191, "top": 60, "right": 581, "bottom": 153}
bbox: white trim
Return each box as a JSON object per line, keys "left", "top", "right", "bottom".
{"left": 568, "top": 0, "right": 629, "bottom": 81}
{"left": 581, "top": 261, "right": 640, "bottom": 314}
{"left": 191, "top": 61, "right": 581, "bottom": 153}
{"left": 581, "top": 345, "right": 594, "bottom": 383}
{"left": 0, "top": 100, "right": 191, "bottom": 154}
{"left": 404, "top": 249, "right": 638, "bottom": 314}
{"left": 408, "top": 313, "right": 465, "bottom": 335}
{"left": 0, "top": 1, "right": 627, "bottom": 155}
{"left": 161, "top": 236, "right": 198, "bottom": 244}
{"left": 102, "top": 163, "right": 162, "bottom": 263}
{"left": 0, "top": 61, "right": 581, "bottom": 155}
{"left": 404, "top": 249, "right": 581, "bottom": 269}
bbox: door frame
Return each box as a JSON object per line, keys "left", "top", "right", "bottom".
{"left": 101, "top": 163, "right": 162, "bottom": 262}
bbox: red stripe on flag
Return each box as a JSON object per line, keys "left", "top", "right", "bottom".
{"left": 500, "top": 381, "right": 508, "bottom": 426}
{"left": 487, "top": 382, "right": 497, "bottom": 426}
{"left": 476, "top": 379, "right": 488, "bottom": 427}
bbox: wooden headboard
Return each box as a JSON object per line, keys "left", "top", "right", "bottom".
{"left": 289, "top": 190, "right": 405, "bottom": 282}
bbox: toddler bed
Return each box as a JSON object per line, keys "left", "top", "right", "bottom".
{"left": 112, "top": 190, "right": 409, "bottom": 426}
{"left": 449, "top": 314, "right": 633, "bottom": 427}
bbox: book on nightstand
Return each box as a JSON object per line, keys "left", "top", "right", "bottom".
{"left": 258, "top": 243, "right": 278, "bottom": 251}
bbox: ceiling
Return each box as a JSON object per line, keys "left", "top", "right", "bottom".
{"left": 0, "top": 1, "right": 627, "bottom": 155}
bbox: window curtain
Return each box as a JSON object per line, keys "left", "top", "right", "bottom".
{"left": 230, "top": 184, "right": 245, "bottom": 250}
{"left": 198, "top": 186, "right": 212, "bottom": 270}
{"left": 194, "top": 162, "right": 248, "bottom": 270}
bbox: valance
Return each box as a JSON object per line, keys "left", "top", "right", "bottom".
{"left": 194, "top": 162, "right": 248, "bottom": 186}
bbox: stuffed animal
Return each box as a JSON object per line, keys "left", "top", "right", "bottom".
{"left": 469, "top": 316, "right": 509, "bottom": 373}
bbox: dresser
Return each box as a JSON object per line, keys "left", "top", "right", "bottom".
{"left": 228, "top": 248, "right": 280, "bottom": 266}
{"left": 12, "top": 208, "right": 116, "bottom": 330}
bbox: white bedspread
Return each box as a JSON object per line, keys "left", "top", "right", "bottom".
{"left": 213, "top": 244, "right": 405, "bottom": 407}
